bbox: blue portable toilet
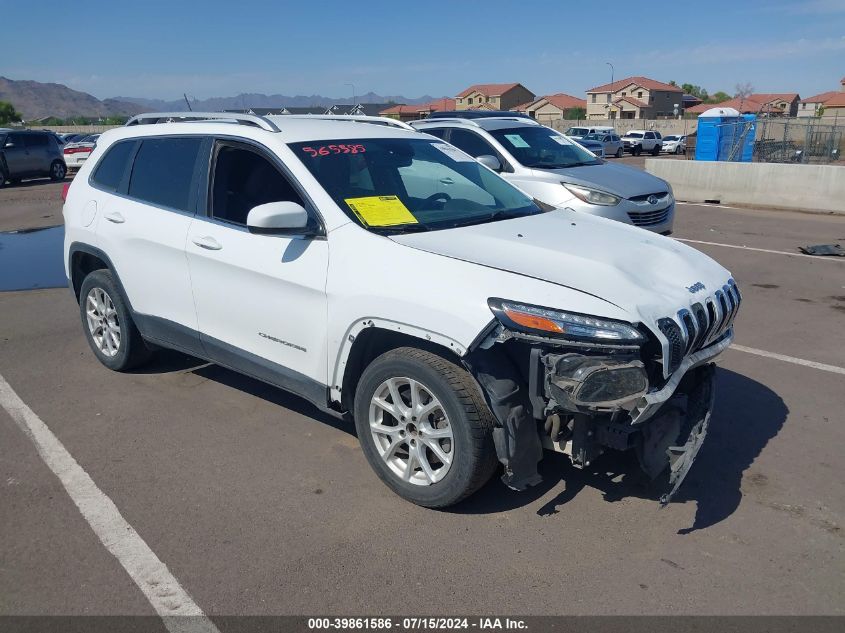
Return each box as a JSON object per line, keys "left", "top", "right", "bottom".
{"left": 695, "top": 107, "right": 756, "bottom": 162}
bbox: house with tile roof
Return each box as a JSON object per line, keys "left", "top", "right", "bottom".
{"left": 585, "top": 76, "right": 683, "bottom": 120}
{"left": 686, "top": 93, "right": 800, "bottom": 117}
{"left": 798, "top": 91, "right": 840, "bottom": 117}
{"left": 516, "top": 93, "right": 587, "bottom": 124}
{"left": 380, "top": 98, "right": 456, "bottom": 122}
{"left": 455, "top": 83, "right": 535, "bottom": 112}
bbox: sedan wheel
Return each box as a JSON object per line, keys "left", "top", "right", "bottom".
{"left": 615, "top": 147, "right": 623, "bottom": 158}
{"left": 50, "top": 160, "right": 66, "bottom": 181}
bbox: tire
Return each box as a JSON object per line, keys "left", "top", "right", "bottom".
{"left": 634, "top": 145, "right": 642, "bottom": 156}
{"left": 0, "top": 167, "right": 7, "bottom": 188}
{"left": 49, "top": 160, "right": 66, "bottom": 181}
{"left": 615, "top": 147, "right": 623, "bottom": 158}
{"left": 79, "top": 269, "right": 152, "bottom": 371}
{"left": 651, "top": 145, "right": 660, "bottom": 156}
{"left": 675, "top": 145, "right": 683, "bottom": 155}
{"left": 354, "top": 347, "right": 498, "bottom": 508}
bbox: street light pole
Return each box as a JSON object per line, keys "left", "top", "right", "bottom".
{"left": 345, "top": 83, "right": 357, "bottom": 106}
{"left": 606, "top": 62, "right": 614, "bottom": 119}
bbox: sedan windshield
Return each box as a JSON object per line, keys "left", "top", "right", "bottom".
{"left": 625, "top": 132, "right": 644, "bottom": 139}
{"left": 487, "top": 126, "right": 602, "bottom": 169}
{"left": 565, "top": 127, "right": 589, "bottom": 136}
{"left": 664, "top": 135, "right": 679, "bottom": 142}
{"left": 583, "top": 133, "right": 605, "bottom": 141}
{"left": 289, "top": 138, "right": 543, "bottom": 233}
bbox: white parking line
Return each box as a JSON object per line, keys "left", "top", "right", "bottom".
{"left": 729, "top": 345, "right": 845, "bottom": 375}
{"left": 0, "top": 373, "right": 220, "bottom": 633}
{"left": 676, "top": 238, "right": 844, "bottom": 262}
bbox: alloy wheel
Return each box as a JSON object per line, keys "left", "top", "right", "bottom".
{"left": 368, "top": 376, "right": 454, "bottom": 486}
{"left": 85, "top": 287, "right": 121, "bottom": 357}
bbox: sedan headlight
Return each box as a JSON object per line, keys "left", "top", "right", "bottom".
{"left": 562, "top": 183, "right": 621, "bottom": 206}
{"left": 488, "top": 299, "right": 645, "bottom": 344}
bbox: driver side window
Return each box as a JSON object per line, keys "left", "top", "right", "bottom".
{"left": 448, "top": 129, "right": 497, "bottom": 158}
{"left": 210, "top": 142, "right": 304, "bottom": 226}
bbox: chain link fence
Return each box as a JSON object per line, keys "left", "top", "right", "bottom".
{"left": 716, "top": 118, "right": 844, "bottom": 164}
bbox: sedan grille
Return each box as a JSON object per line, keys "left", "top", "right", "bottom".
{"left": 629, "top": 191, "right": 670, "bottom": 203}
{"left": 628, "top": 208, "right": 671, "bottom": 227}
{"left": 659, "top": 279, "right": 742, "bottom": 376}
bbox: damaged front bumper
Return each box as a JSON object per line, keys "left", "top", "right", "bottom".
{"left": 468, "top": 324, "right": 731, "bottom": 505}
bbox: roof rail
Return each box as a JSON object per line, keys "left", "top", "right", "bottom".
{"left": 124, "top": 112, "right": 280, "bottom": 132}
{"left": 410, "top": 117, "right": 482, "bottom": 128}
{"left": 269, "top": 114, "right": 414, "bottom": 131}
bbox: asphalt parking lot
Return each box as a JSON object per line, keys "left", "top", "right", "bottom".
{"left": 1, "top": 172, "right": 843, "bottom": 619}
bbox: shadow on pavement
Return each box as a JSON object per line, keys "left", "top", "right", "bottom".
{"left": 452, "top": 368, "right": 788, "bottom": 533}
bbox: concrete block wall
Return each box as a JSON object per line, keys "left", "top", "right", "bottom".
{"left": 645, "top": 159, "right": 845, "bottom": 214}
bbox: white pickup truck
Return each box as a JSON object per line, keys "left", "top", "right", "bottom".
{"left": 622, "top": 129, "right": 662, "bottom": 156}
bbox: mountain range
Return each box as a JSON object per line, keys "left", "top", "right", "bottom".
{"left": 0, "top": 77, "right": 441, "bottom": 120}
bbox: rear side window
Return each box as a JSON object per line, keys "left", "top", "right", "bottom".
{"left": 422, "top": 128, "right": 448, "bottom": 139}
{"left": 25, "top": 134, "right": 49, "bottom": 147}
{"left": 128, "top": 137, "right": 202, "bottom": 212}
{"left": 91, "top": 141, "right": 135, "bottom": 191}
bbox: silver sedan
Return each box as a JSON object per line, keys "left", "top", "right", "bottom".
{"left": 583, "top": 133, "right": 624, "bottom": 158}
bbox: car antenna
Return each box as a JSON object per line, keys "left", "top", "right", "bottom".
{"left": 183, "top": 93, "right": 193, "bottom": 112}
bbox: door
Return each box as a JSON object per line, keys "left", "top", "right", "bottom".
{"left": 24, "top": 133, "right": 51, "bottom": 174}
{"left": 94, "top": 136, "right": 203, "bottom": 343}
{"left": 185, "top": 139, "right": 329, "bottom": 390}
{"left": 3, "top": 132, "right": 37, "bottom": 175}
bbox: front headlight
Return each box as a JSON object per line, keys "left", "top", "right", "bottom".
{"left": 562, "top": 183, "right": 621, "bottom": 206}
{"left": 488, "top": 299, "right": 645, "bottom": 344}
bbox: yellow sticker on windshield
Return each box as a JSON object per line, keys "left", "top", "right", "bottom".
{"left": 345, "top": 196, "right": 418, "bottom": 227}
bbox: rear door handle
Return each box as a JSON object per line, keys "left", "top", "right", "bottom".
{"left": 191, "top": 236, "right": 222, "bottom": 251}
{"left": 104, "top": 211, "right": 125, "bottom": 224}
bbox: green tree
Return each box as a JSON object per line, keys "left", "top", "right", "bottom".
{"left": 563, "top": 106, "right": 586, "bottom": 120}
{"left": 681, "top": 83, "right": 709, "bottom": 101}
{"left": 0, "top": 101, "right": 22, "bottom": 125}
{"left": 709, "top": 91, "right": 731, "bottom": 103}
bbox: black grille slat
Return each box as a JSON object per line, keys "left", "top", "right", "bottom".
{"left": 692, "top": 303, "right": 708, "bottom": 350}
{"left": 629, "top": 191, "right": 669, "bottom": 202}
{"left": 682, "top": 312, "right": 697, "bottom": 352}
{"left": 627, "top": 208, "right": 671, "bottom": 226}
{"left": 658, "top": 318, "right": 684, "bottom": 373}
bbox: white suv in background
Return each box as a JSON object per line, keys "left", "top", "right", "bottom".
{"left": 412, "top": 117, "right": 675, "bottom": 233}
{"left": 622, "top": 129, "right": 663, "bottom": 155}
{"left": 63, "top": 112, "right": 740, "bottom": 508}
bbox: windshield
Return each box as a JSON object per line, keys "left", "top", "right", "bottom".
{"left": 289, "top": 138, "right": 543, "bottom": 233}
{"left": 487, "top": 126, "right": 601, "bottom": 169}
{"left": 583, "top": 134, "right": 605, "bottom": 141}
{"left": 625, "top": 132, "right": 644, "bottom": 139}
{"left": 663, "top": 135, "right": 678, "bottom": 141}
{"left": 565, "top": 127, "right": 589, "bottom": 136}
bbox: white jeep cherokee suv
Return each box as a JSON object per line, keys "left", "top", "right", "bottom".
{"left": 64, "top": 112, "right": 740, "bottom": 508}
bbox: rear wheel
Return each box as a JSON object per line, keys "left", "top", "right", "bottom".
{"left": 79, "top": 270, "right": 152, "bottom": 371}
{"left": 354, "top": 348, "right": 498, "bottom": 507}
{"left": 49, "top": 160, "right": 66, "bottom": 181}
{"left": 652, "top": 144, "right": 661, "bottom": 156}
{"left": 634, "top": 145, "right": 642, "bottom": 156}
{"left": 615, "top": 147, "right": 623, "bottom": 158}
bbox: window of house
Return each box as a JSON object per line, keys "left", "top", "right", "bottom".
{"left": 127, "top": 137, "right": 203, "bottom": 212}
{"left": 210, "top": 143, "right": 305, "bottom": 226}
{"left": 621, "top": 92, "right": 626, "bottom": 97}
{"left": 606, "top": 94, "right": 611, "bottom": 103}
{"left": 468, "top": 97, "right": 474, "bottom": 105}
{"left": 638, "top": 91, "right": 643, "bottom": 98}
{"left": 591, "top": 94, "right": 596, "bottom": 103}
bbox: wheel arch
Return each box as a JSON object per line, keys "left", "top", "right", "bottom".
{"left": 68, "top": 242, "right": 133, "bottom": 311}
{"left": 334, "top": 320, "right": 470, "bottom": 413}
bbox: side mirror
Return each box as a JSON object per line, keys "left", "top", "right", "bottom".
{"left": 246, "top": 201, "right": 311, "bottom": 235}
{"left": 477, "top": 154, "right": 502, "bottom": 172}
{"left": 4, "top": 141, "right": 14, "bottom": 148}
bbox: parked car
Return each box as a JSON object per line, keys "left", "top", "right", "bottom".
{"left": 64, "top": 112, "right": 738, "bottom": 508}
{"left": 0, "top": 129, "right": 67, "bottom": 186}
{"left": 661, "top": 135, "right": 687, "bottom": 155}
{"left": 413, "top": 117, "right": 675, "bottom": 233}
{"left": 572, "top": 136, "right": 605, "bottom": 157}
{"left": 583, "top": 132, "right": 624, "bottom": 158}
{"left": 564, "top": 125, "right": 615, "bottom": 140}
{"left": 427, "top": 110, "right": 532, "bottom": 120}
{"left": 63, "top": 134, "right": 100, "bottom": 170}
{"left": 622, "top": 130, "right": 662, "bottom": 156}
{"left": 62, "top": 133, "right": 89, "bottom": 144}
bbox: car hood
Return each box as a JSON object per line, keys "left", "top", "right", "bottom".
{"left": 534, "top": 162, "right": 668, "bottom": 198}
{"left": 390, "top": 210, "right": 732, "bottom": 325}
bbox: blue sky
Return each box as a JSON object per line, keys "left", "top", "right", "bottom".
{"left": 2, "top": 0, "right": 844, "bottom": 100}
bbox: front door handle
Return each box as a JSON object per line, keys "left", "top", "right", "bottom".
{"left": 104, "top": 211, "right": 125, "bottom": 224}
{"left": 191, "top": 236, "right": 222, "bottom": 251}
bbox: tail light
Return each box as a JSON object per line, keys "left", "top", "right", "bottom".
{"left": 61, "top": 183, "right": 70, "bottom": 202}
{"left": 64, "top": 146, "right": 93, "bottom": 155}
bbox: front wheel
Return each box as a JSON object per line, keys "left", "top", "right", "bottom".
{"left": 50, "top": 160, "right": 67, "bottom": 181}
{"left": 615, "top": 147, "right": 623, "bottom": 158}
{"left": 354, "top": 348, "right": 498, "bottom": 507}
{"left": 652, "top": 145, "right": 661, "bottom": 156}
{"left": 634, "top": 145, "right": 642, "bottom": 156}
{"left": 676, "top": 145, "right": 684, "bottom": 155}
